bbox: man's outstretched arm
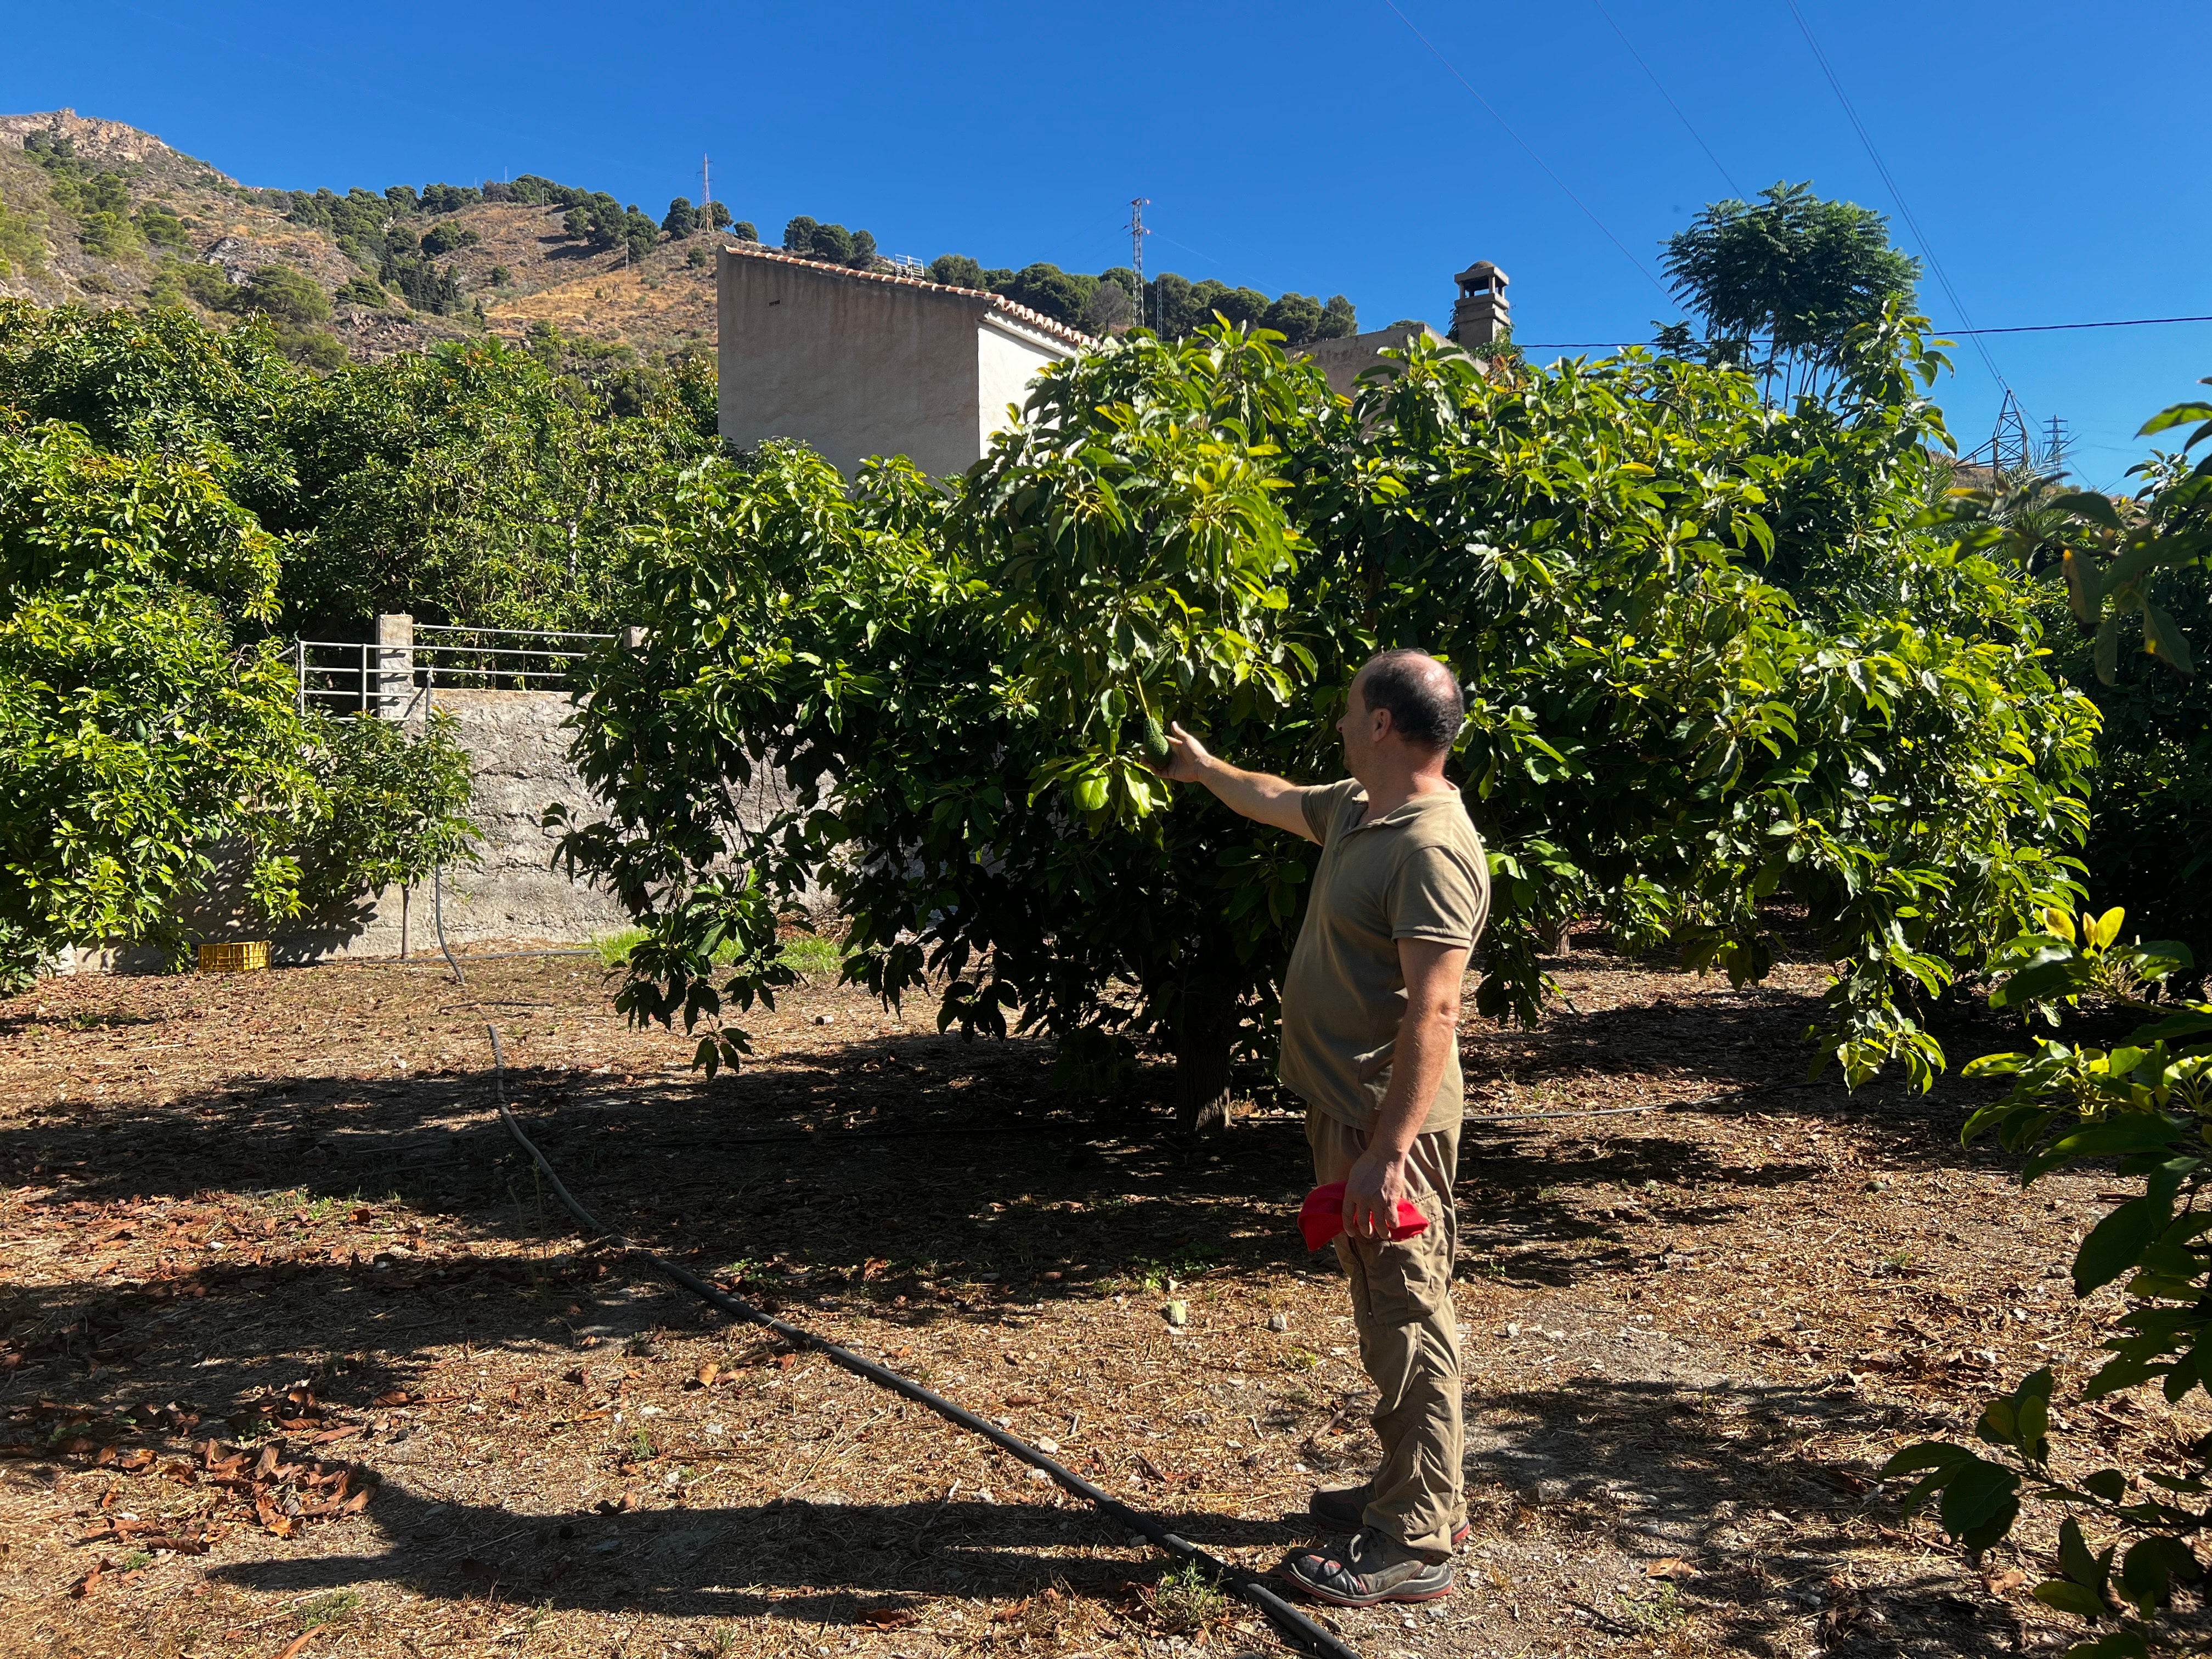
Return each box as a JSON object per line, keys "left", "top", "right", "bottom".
{"left": 1158, "top": 722, "right": 1318, "bottom": 843}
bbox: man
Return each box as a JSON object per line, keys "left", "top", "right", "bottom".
{"left": 1159, "top": 648, "right": 1486, "bottom": 1608}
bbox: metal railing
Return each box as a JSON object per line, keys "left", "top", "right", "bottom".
{"left": 294, "top": 625, "right": 617, "bottom": 714}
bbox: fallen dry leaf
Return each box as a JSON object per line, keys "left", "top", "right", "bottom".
{"left": 1645, "top": 1557, "right": 1695, "bottom": 1579}
{"left": 860, "top": 1606, "right": 921, "bottom": 1629}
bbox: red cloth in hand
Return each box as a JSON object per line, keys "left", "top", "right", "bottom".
{"left": 1298, "top": 1181, "right": 1430, "bottom": 1251}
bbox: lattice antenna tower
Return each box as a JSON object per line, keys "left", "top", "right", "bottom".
{"left": 2043, "top": 414, "right": 2070, "bottom": 477}
{"left": 1127, "top": 197, "right": 1150, "bottom": 330}
{"left": 1991, "top": 390, "right": 2033, "bottom": 478}
{"left": 701, "top": 155, "right": 711, "bottom": 227}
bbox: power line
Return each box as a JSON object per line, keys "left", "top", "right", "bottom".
{"left": 1588, "top": 0, "right": 1742, "bottom": 196}
{"left": 1508, "top": 312, "right": 2212, "bottom": 348}
{"left": 1926, "top": 313, "right": 2212, "bottom": 337}
{"left": 1780, "top": 0, "right": 2017, "bottom": 410}
{"left": 1379, "top": 0, "right": 1669, "bottom": 297}
{"left": 1147, "top": 230, "right": 1229, "bottom": 275}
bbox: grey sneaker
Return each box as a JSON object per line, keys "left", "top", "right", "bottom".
{"left": 1308, "top": 1483, "right": 1470, "bottom": 1550}
{"left": 1279, "top": 1525, "right": 1457, "bottom": 1607}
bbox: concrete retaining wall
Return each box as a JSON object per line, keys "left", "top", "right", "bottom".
{"left": 294, "top": 688, "right": 633, "bottom": 960}
{"left": 87, "top": 687, "right": 793, "bottom": 970}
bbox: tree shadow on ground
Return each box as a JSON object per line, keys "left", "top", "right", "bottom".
{"left": 1, "top": 998, "right": 2042, "bottom": 1416}
{"left": 1465, "top": 1375, "right": 2021, "bottom": 1656}
{"left": 3, "top": 1369, "right": 2006, "bottom": 1655}
{"left": 2, "top": 1000, "right": 2046, "bottom": 1652}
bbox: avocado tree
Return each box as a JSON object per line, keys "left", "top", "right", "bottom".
{"left": 0, "top": 415, "right": 473, "bottom": 986}
{"left": 1953, "top": 383, "right": 2212, "bottom": 973}
{"left": 558, "top": 317, "right": 2097, "bottom": 1124}
{"left": 1870, "top": 391, "right": 2212, "bottom": 1657}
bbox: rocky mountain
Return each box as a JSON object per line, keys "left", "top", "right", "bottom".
{"left": 0, "top": 108, "right": 1359, "bottom": 381}
{"left": 0, "top": 108, "right": 718, "bottom": 368}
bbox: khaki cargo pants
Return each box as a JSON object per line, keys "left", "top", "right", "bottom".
{"left": 1306, "top": 1108, "right": 1464, "bottom": 1558}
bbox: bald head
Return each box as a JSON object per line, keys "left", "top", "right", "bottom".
{"left": 1353, "top": 650, "right": 1465, "bottom": 753}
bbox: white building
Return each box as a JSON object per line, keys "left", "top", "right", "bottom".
{"left": 716, "top": 242, "right": 1094, "bottom": 477}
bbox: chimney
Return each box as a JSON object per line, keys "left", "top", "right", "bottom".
{"left": 1451, "top": 262, "right": 1510, "bottom": 346}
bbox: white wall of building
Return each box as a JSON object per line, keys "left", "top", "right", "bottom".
{"left": 719, "top": 247, "right": 1077, "bottom": 477}
{"left": 976, "top": 317, "right": 1058, "bottom": 459}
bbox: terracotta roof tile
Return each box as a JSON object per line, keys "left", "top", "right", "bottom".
{"left": 718, "top": 240, "right": 1097, "bottom": 352}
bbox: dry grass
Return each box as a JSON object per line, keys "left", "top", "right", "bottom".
{"left": 0, "top": 933, "right": 2163, "bottom": 1657}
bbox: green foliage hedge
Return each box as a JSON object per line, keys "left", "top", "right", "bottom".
{"left": 0, "top": 299, "right": 720, "bottom": 637}
{"left": 0, "top": 414, "right": 474, "bottom": 985}
{"left": 0, "top": 295, "right": 725, "bottom": 980}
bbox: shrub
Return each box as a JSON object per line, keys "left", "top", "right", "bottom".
{"left": 235, "top": 266, "right": 329, "bottom": 328}
{"left": 420, "top": 222, "right": 478, "bottom": 257}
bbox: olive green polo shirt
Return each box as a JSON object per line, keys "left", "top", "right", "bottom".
{"left": 1277, "top": 778, "right": 1489, "bottom": 1136}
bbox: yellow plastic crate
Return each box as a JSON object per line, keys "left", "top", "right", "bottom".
{"left": 196, "top": 940, "right": 270, "bottom": 974}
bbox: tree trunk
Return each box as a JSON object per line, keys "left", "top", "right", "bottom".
{"left": 1173, "top": 981, "right": 1237, "bottom": 1137}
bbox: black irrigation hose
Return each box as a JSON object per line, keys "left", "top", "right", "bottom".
{"left": 484, "top": 1025, "right": 1364, "bottom": 1659}
{"left": 433, "top": 863, "right": 465, "bottom": 988}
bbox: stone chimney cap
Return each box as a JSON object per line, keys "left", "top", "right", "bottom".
{"left": 1455, "top": 261, "right": 1509, "bottom": 291}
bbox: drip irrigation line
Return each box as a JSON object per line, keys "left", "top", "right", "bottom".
{"left": 416, "top": 852, "right": 595, "bottom": 975}
{"left": 518, "top": 1119, "right": 1080, "bottom": 1149}
{"left": 484, "top": 1025, "right": 1365, "bottom": 1659}
{"left": 433, "top": 862, "right": 464, "bottom": 988}
{"left": 1463, "top": 1079, "right": 1828, "bottom": 1124}
{"left": 1378, "top": 0, "right": 1667, "bottom": 297}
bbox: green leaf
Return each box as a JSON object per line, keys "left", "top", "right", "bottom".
{"left": 2063, "top": 549, "right": 2101, "bottom": 623}
{"left": 2119, "top": 1535, "right": 2197, "bottom": 1613}
{"left": 2029, "top": 1115, "right": 2190, "bottom": 1184}
{"left": 2074, "top": 1195, "right": 2173, "bottom": 1296}
{"left": 1878, "top": 1441, "right": 1973, "bottom": 1479}
{"left": 2139, "top": 400, "right": 2212, "bottom": 437}
{"left": 2129, "top": 1007, "right": 2212, "bottom": 1045}
{"left": 2059, "top": 1517, "right": 2105, "bottom": 1589}
{"left": 2032, "top": 1579, "right": 2109, "bottom": 1620}
{"left": 2142, "top": 603, "right": 2195, "bottom": 674}
{"left": 2066, "top": 1632, "right": 2149, "bottom": 1659}
{"left": 2083, "top": 1469, "right": 2128, "bottom": 1502}
{"left": 2095, "top": 614, "right": 2120, "bottom": 685}
{"left": 2054, "top": 491, "right": 2124, "bottom": 531}
{"left": 1991, "top": 955, "right": 2087, "bottom": 1010}
{"left": 1936, "top": 1458, "right": 2019, "bottom": 1538}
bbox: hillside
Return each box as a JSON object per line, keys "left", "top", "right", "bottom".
{"left": 0, "top": 108, "right": 1356, "bottom": 379}
{"left": 0, "top": 109, "right": 720, "bottom": 370}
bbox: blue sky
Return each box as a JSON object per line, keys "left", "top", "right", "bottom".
{"left": 8, "top": 0, "right": 2208, "bottom": 488}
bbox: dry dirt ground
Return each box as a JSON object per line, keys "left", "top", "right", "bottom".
{"left": 0, "top": 937, "right": 2172, "bottom": 1659}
